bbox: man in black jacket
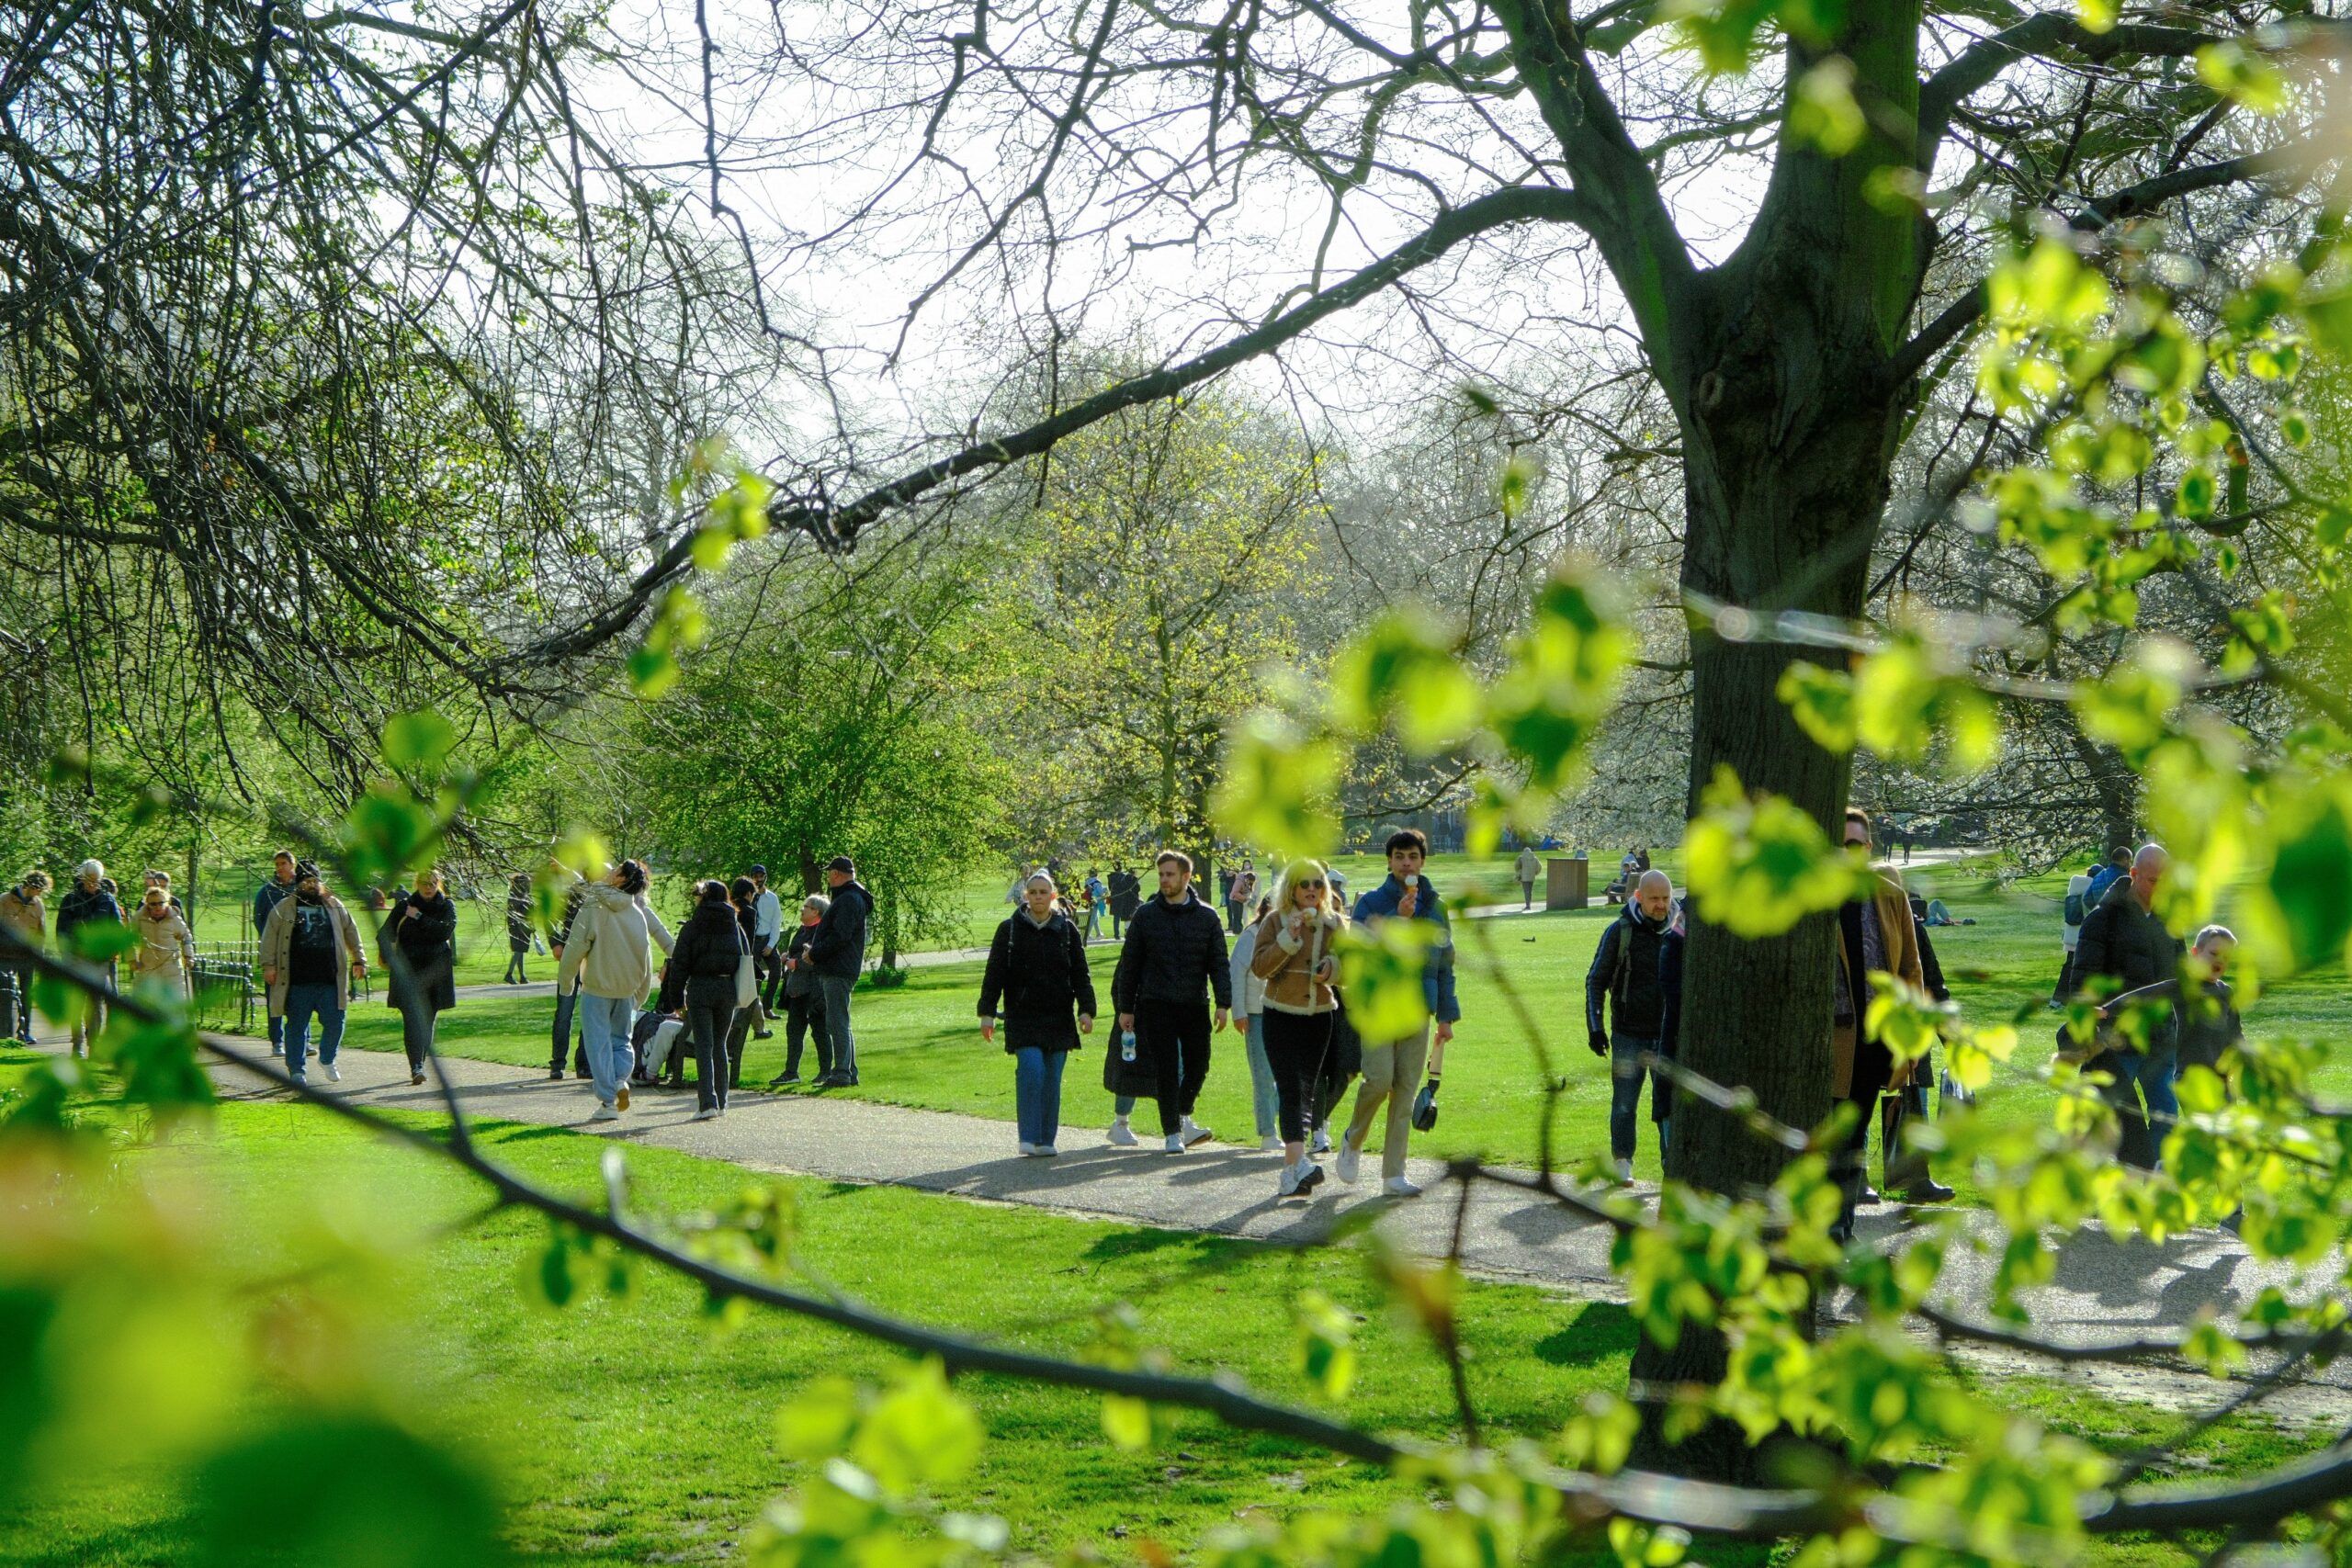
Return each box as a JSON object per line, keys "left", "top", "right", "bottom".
{"left": 2073, "top": 843, "right": 2186, "bottom": 1169}
{"left": 1586, "top": 871, "right": 1675, "bottom": 1180}
{"left": 1111, "top": 851, "right": 1231, "bottom": 1152}
{"left": 808, "top": 855, "right": 872, "bottom": 1088}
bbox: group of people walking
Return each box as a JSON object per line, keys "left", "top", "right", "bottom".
{"left": 2, "top": 860, "right": 200, "bottom": 1055}
{"left": 977, "top": 829, "right": 1458, "bottom": 1200}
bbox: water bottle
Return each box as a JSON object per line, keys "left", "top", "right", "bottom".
{"left": 1120, "top": 1028, "right": 1137, "bottom": 1064}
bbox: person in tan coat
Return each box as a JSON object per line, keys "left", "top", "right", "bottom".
{"left": 0, "top": 871, "right": 51, "bottom": 1043}
{"left": 1830, "top": 807, "right": 1926, "bottom": 1244}
{"left": 260, "top": 863, "right": 368, "bottom": 1084}
{"left": 128, "top": 885, "right": 196, "bottom": 989}
{"left": 1249, "top": 861, "right": 1347, "bottom": 1200}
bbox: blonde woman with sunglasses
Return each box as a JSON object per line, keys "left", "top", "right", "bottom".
{"left": 1248, "top": 861, "right": 1347, "bottom": 1199}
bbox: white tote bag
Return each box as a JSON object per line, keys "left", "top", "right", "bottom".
{"left": 733, "top": 926, "right": 758, "bottom": 1010}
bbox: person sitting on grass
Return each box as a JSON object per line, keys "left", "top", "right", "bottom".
{"left": 978, "top": 871, "right": 1095, "bottom": 1157}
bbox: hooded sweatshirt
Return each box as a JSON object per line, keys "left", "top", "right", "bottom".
{"left": 557, "top": 884, "right": 676, "bottom": 1000}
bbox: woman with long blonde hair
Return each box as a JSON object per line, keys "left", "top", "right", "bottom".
{"left": 1248, "top": 860, "right": 1347, "bottom": 1199}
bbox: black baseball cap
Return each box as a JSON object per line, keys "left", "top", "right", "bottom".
{"left": 826, "top": 855, "right": 855, "bottom": 874}
{"left": 749, "top": 863, "right": 768, "bottom": 877}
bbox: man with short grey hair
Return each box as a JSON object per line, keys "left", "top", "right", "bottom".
{"left": 808, "top": 856, "right": 871, "bottom": 1088}
{"left": 1587, "top": 869, "right": 1677, "bottom": 1180}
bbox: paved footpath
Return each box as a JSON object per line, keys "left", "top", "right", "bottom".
{"left": 175, "top": 1032, "right": 2351, "bottom": 1418}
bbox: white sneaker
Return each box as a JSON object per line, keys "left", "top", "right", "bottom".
{"left": 1164, "top": 1134, "right": 1185, "bottom": 1154}
{"left": 271, "top": 1042, "right": 285, "bottom": 1057}
{"left": 1018, "top": 1141, "right": 1038, "bottom": 1156}
{"left": 1106, "top": 1120, "right": 1139, "bottom": 1147}
{"left": 1258, "top": 1135, "right": 1283, "bottom": 1152}
{"left": 1384, "top": 1176, "right": 1423, "bottom": 1198}
{"left": 590, "top": 1104, "right": 620, "bottom": 1122}
{"left": 1278, "top": 1161, "right": 1305, "bottom": 1197}
{"left": 325, "top": 1064, "right": 342, "bottom": 1083}
{"left": 692, "top": 1107, "right": 720, "bottom": 1122}
{"left": 1335, "top": 1137, "right": 1361, "bottom": 1186}
{"left": 1311, "top": 1129, "right": 1332, "bottom": 1155}
{"left": 1614, "top": 1157, "right": 1634, "bottom": 1182}
{"left": 1182, "top": 1118, "right": 1214, "bottom": 1146}
{"left": 1034, "top": 1144, "right": 1058, "bottom": 1158}
{"left": 288, "top": 1070, "right": 307, "bottom": 1086}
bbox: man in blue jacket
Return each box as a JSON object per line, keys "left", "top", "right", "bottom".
{"left": 1340, "top": 829, "right": 1460, "bottom": 1198}
{"left": 253, "top": 849, "right": 299, "bottom": 1055}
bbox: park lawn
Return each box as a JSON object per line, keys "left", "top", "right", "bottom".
{"left": 0, "top": 1071, "right": 2321, "bottom": 1567}
{"left": 314, "top": 857, "right": 2351, "bottom": 1199}
{"left": 0, "top": 1092, "right": 1685, "bottom": 1566}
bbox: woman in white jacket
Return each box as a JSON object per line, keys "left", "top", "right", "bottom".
{"left": 555, "top": 860, "right": 673, "bottom": 1122}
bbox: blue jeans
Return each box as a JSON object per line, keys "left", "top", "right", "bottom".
{"left": 283, "top": 983, "right": 345, "bottom": 1075}
{"left": 267, "top": 1010, "right": 286, "bottom": 1051}
{"left": 1610, "top": 1034, "right": 1662, "bottom": 1162}
{"left": 2102, "top": 1039, "right": 2179, "bottom": 1170}
{"left": 578, "top": 993, "right": 637, "bottom": 1106}
{"left": 1015, "top": 1048, "right": 1068, "bottom": 1146}
{"left": 1243, "top": 1014, "right": 1279, "bottom": 1138}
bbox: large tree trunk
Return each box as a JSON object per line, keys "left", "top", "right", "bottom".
{"left": 1630, "top": 360, "right": 1906, "bottom": 1479}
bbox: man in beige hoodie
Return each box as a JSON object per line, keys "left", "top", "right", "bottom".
{"left": 556, "top": 859, "right": 673, "bottom": 1121}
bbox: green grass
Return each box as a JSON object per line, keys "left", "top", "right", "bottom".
{"left": 0, "top": 1094, "right": 1649, "bottom": 1566}
{"left": 1, "top": 1079, "right": 2323, "bottom": 1566}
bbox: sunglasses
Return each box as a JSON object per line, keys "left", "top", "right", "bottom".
{"left": 1297, "top": 880, "right": 1327, "bottom": 890}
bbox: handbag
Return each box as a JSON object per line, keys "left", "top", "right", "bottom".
{"left": 1411, "top": 1077, "right": 1439, "bottom": 1132}
{"left": 733, "top": 929, "right": 758, "bottom": 1010}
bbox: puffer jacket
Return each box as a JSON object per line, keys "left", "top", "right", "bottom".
{"left": 557, "top": 884, "right": 676, "bottom": 1000}
{"left": 1248, "top": 909, "right": 1342, "bottom": 1015}
{"left": 1111, "top": 887, "right": 1231, "bottom": 1012}
{"left": 671, "top": 900, "right": 748, "bottom": 1006}
{"left": 977, "top": 909, "right": 1095, "bottom": 1053}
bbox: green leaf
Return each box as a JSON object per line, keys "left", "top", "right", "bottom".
{"left": 1681, "top": 766, "right": 1858, "bottom": 937}
{"left": 1101, "top": 1393, "right": 1151, "bottom": 1450}
{"left": 850, "top": 1359, "right": 981, "bottom": 1493}
{"left": 189, "top": 1416, "right": 502, "bottom": 1568}
{"left": 1214, "top": 714, "right": 1343, "bottom": 861}
{"left": 775, "top": 1376, "right": 864, "bottom": 1461}
{"left": 1487, "top": 567, "right": 1632, "bottom": 792}
{"left": 1292, "top": 1291, "right": 1358, "bottom": 1401}
{"left": 379, "top": 710, "right": 458, "bottom": 772}
{"left": 1338, "top": 919, "right": 1441, "bottom": 1043}
{"left": 628, "top": 647, "right": 680, "bottom": 698}
{"left": 2261, "top": 784, "right": 2352, "bottom": 973}
{"left": 1788, "top": 57, "right": 1865, "bottom": 155}
{"left": 1776, "top": 661, "right": 1858, "bottom": 752}
{"left": 68, "top": 922, "right": 138, "bottom": 964}
{"left": 1327, "top": 607, "right": 1481, "bottom": 751}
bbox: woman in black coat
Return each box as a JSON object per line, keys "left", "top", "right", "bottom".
{"left": 386, "top": 867, "right": 458, "bottom": 1087}
{"left": 503, "top": 873, "right": 535, "bottom": 984}
{"left": 670, "top": 879, "right": 749, "bottom": 1118}
{"left": 978, "top": 872, "right": 1096, "bottom": 1157}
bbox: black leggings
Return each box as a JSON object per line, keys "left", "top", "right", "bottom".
{"left": 1260, "top": 1009, "right": 1335, "bottom": 1144}
{"left": 1135, "top": 999, "right": 1214, "bottom": 1135}
{"left": 783, "top": 993, "right": 829, "bottom": 1077}
{"left": 686, "top": 997, "right": 733, "bottom": 1111}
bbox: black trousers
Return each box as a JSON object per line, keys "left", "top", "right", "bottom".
{"left": 783, "top": 992, "right": 829, "bottom": 1077}
{"left": 1135, "top": 998, "right": 1213, "bottom": 1135}
{"left": 398, "top": 997, "right": 441, "bottom": 1073}
{"left": 1831, "top": 1039, "right": 1894, "bottom": 1239}
{"left": 758, "top": 946, "right": 785, "bottom": 1011}
{"left": 686, "top": 997, "right": 733, "bottom": 1111}
{"left": 1260, "top": 1009, "right": 1334, "bottom": 1144}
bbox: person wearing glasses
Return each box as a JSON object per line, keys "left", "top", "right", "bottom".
{"left": 1248, "top": 863, "right": 1346, "bottom": 1198}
